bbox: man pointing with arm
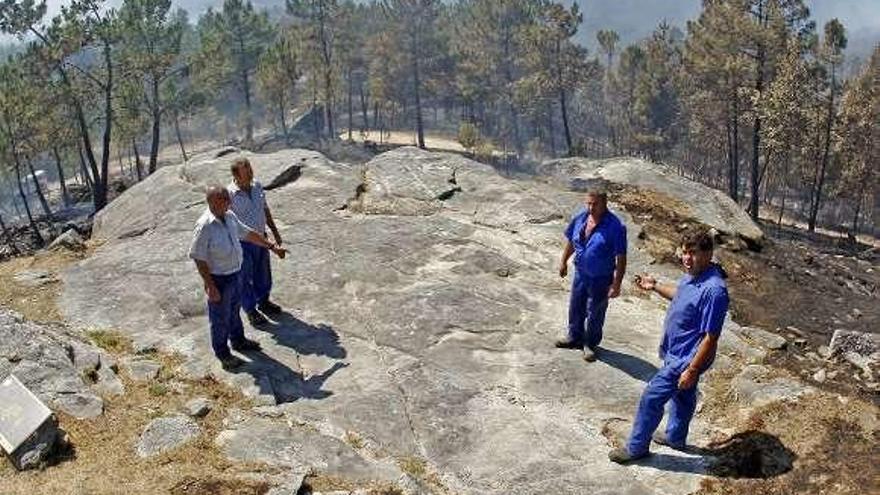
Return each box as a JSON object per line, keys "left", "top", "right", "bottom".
{"left": 610, "top": 229, "right": 729, "bottom": 463}
{"left": 189, "top": 185, "right": 287, "bottom": 370}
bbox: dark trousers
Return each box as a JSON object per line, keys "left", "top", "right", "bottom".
{"left": 208, "top": 271, "right": 246, "bottom": 358}
{"left": 567, "top": 271, "right": 612, "bottom": 348}
{"left": 240, "top": 241, "right": 273, "bottom": 312}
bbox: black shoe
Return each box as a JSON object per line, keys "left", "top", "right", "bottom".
{"left": 582, "top": 346, "right": 598, "bottom": 362}
{"left": 608, "top": 447, "right": 649, "bottom": 464}
{"left": 247, "top": 310, "right": 268, "bottom": 326}
{"left": 555, "top": 339, "right": 583, "bottom": 349}
{"left": 652, "top": 432, "right": 686, "bottom": 451}
{"left": 218, "top": 354, "right": 245, "bottom": 371}
{"left": 258, "top": 300, "right": 282, "bottom": 316}
{"left": 231, "top": 338, "right": 262, "bottom": 352}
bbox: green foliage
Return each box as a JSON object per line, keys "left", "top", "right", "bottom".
{"left": 86, "top": 328, "right": 133, "bottom": 354}
{"left": 457, "top": 121, "right": 480, "bottom": 152}
{"left": 196, "top": 0, "right": 274, "bottom": 143}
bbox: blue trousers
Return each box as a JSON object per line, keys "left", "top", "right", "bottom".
{"left": 240, "top": 241, "right": 273, "bottom": 312}
{"left": 567, "top": 271, "right": 612, "bottom": 348}
{"left": 626, "top": 364, "right": 700, "bottom": 456}
{"left": 207, "top": 271, "right": 246, "bottom": 358}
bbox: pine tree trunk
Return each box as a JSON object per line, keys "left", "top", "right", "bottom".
{"left": 412, "top": 45, "right": 426, "bottom": 149}
{"left": 117, "top": 146, "right": 125, "bottom": 178}
{"left": 78, "top": 144, "right": 94, "bottom": 190}
{"left": 347, "top": 67, "right": 353, "bottom": 141}
{"left": 851, "top": 182, "right": 865, "bottom": 237}
{"left": 58, "top": 64, "right": 103, "bottom": 211}
{"left": 748, "top": 0, "right": 767, "bottom": 221}
{"left": 26, "top": 159, "right": 53, "bottom": 225}
{"left": 279, "top": 96, "right": 289, "bottom": 139}
{"left": 132, "top": 138, "right": 144, "bottom": 182}
{"left": 242, "top": 69, "right": 254, "bottom": 145}
{"left": 809, "top": 63, "right": 837, "bottom": 233}
{"left": 148, "top": 77, "right": 161, "bottom": 174}
{"left": 97, "top": 37, "right": 113, "bottom": 213}
{"left": 13, "top": 158, "right": 44, "bottom": 246}
{"left": 52, "top": 147, "right": 70, "bottom": 207}
{"left": 360, "top": 85, "right": 369, "bottom": 135}
{"left": 174, "top": 110, "right": 188, "bottom": 162}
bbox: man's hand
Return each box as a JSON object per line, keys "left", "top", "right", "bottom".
{"left": 634, "top": 273, "right": 656, "bottom": 291}
{"left": 678, "top": 368, "right": 699, "bottom": 390}
{"left": 559, "top": 262, "right": 568, "bottom": 278}
{"left": 608, "top": 283, "right": 621, "bottom": 298}
{"left": 205, "top": 283, "right": 221, "bottom": 303}
{"left": 270, "top": 245, "right": 288, "bottom": 259}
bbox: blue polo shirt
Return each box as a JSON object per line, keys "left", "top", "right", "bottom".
{"left": 659, "top": 264, "right": 729, "bottom": 372}
{"left": 564, "top": 208, "right": 627, "bottom": 278}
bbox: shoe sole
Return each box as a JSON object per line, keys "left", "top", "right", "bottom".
{"left": 653, "top": 437, "right": 686, "bottom": 450}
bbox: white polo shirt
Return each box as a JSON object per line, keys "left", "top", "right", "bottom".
{"left": 228, "top": 181, "right": 267, "bottom": 235}
{"left": 188, "top": 209, "right": 254, "bottom": 275}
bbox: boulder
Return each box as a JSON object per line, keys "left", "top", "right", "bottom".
{"left": 93, "top": 365, "right": 125, "bottom": 396}
{"left": 731, "top": 365, "right": 814, "bottom": 409}
{"left": 735, "top": 327, "right": 787, "bottom": 351}
{"left": 537, "top": 156, "right": 765, "bottom": 245}
{"left": 12, "top": 270, "right": 57, "bottom": 288}
{"left": 136, "top": 415, "right": 201, "bottom": 457}
{"left": 829, "top": 329, "right": 879, "bottom": 378}
{"left": 122, "top": 358, "right": 161, "bottom": 382}
{"left": 184, "top": 397, "right": 212, "bottom": 418}
{"left": 48, "top": 229, "right": 86, "bottom": 252}
{"left": 0, "top": 310, "right": 103, "bottom": 419}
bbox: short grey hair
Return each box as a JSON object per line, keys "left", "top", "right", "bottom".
{"left": 205, "top": 184, "right": 229, "bottom": 200}
{"left": 586, "top": 188, "right": 608, "bottom": 203}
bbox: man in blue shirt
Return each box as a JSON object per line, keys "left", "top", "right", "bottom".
{"left": 557, "top": 190, "right": 628, "bottom": 362}
{"left": 609, "top": 229, "right": 729, "bottom": 463}
{"left": 228, "top": 158, "right": 285, "bottom": 326}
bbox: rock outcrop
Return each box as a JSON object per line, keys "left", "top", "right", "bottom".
{"left": 0, "top": 310, "right": 105, "bottom": 419}
{"left": 62, "top": 146, "right": 775, "bottom": 494}
{"left": 537, "top": 157, "right": 765, "bottom": 246}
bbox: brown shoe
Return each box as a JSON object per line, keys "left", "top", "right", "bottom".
{"left": 582, "top": 346, "right": 598, "bottom": 362}
{"left": 555, "top": 339, "right": 583, "bottom": 349}
{"left": 218, "top": 355, "right": 245, "bottom": 371}
{"left": 652, "top": 432, "right": 686, "bottom": 450}
{"left": 231, "top": 338, "right": 262, "bottom": 352}
{"left": 246, "top": 311, "right": 268, "bottom": 326}
{"left": 608, "top": 447, "right": 649, "bottom": 464}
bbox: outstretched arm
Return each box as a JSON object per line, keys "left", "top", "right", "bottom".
{"left": 634, "top": 274, "right": 676, "bottom": 301}
{"left": 265, "top": 205, "right": 281, "bottom": 245}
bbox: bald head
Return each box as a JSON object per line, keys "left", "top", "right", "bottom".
{"left": 206, "top": 185, "right": 231, "bottom": 218}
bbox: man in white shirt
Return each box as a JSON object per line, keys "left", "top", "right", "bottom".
{"left": 228, "top": 157, "right": 284, "bottom": 326}
{"left": 189, "top": 185, "right": 287, "bottom": 370}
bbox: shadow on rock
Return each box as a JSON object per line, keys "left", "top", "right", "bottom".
{"left": 265, "top": 310, "right": 347, "bottom": 359}
{"left": 630, "top": 431, "right": 795, "bottom": 478}
{"left": 231, "top": 349, "right": 349, "bottom": 403}
{"left": 700, "top": 430, "right": 796, "bottom": 479}
{"left": 598, "top": 347, "right": 659, "bottom": 382}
